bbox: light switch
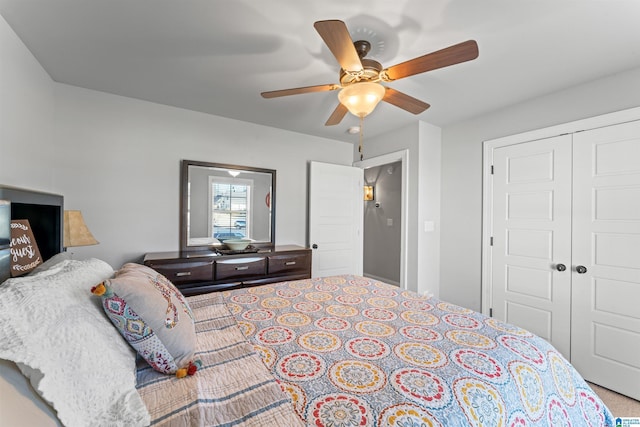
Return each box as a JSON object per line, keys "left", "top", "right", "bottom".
{"left": 424, "top": 221, "right": 435, "bottom": 232}
{"left": 387, "top": 218, "right": 393, "bottom": 226}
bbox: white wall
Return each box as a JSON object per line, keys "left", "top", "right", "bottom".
{"left": 418, "top": 121, "right": 441, "bottom": 298}
{"left": 0, "top": 14, "right": 55, "bottom": 190}
{"left": 51, "top": 85, "right": 353, "bottom": 268}
{"left": 1, "top": 16, "right": 353, "bottom": 269}
{"left": 440, "top": 66, "right": 640, "bottom": 311}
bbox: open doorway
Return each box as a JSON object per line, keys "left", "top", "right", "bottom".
{"left": 355, "top": 150, "right": 408, "bottom": 289}
{"left": 363, "top": 161, "right": 401, "bottom": 285}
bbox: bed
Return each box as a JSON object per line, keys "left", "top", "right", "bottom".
{"left": 0, "top": 186, "right": 614, "bottom": 427}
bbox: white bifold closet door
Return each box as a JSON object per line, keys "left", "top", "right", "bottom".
{"left": 570, "top": 120, "right": 640, "bottom": 400}
{"left": 491, "top": 134, "right": 573, "bottom": 358}
{"left": 489, "top": 119, "right": 640, "bottom": 400}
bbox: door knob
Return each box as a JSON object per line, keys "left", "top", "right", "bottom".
{"left": 576, "top": 265, "right": 588, "bottom": 274}
{"left": 556, "top": 264, "right": 566, "bottom": 272}
{"left": 312, "top": 244, "right": 318, "bottom": 249}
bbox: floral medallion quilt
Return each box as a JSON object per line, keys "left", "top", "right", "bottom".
{"left": 222, "top": 275, "right": 613, "bottom": 427}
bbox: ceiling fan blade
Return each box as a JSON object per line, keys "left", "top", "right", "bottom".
{"left": 261, "top": 83, "right": 340, "bottom": 99}
{"left": 383, "top": 87, "right": 430, "bottom": 114}
{"left": 314, "top": 20, "right": 363, "bottom": 72}
{"left": 384, "top": 40, "right": 479, "bottom": 81}
{"left": 325, "top": 103, "right": 348, "bottom": 126}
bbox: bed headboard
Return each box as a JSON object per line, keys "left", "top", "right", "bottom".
{"left": 0, "top": 185, "right": 64, "bottom": 283}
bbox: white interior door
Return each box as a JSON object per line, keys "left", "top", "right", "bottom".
{"left": 490, "top": 135, "right": 573, "bottom": 358}
{"left": 571, "top": 120, "right": 640, "bottom": 400}
{"left": 308, "top": 161, "right": 363, "bottom": 278}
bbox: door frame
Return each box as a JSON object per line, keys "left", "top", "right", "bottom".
{"left": 481, "top": 106, "right": 640, "bottom": 316}
{"left": 354, "top": 149, "right": 409, "bottom": 289}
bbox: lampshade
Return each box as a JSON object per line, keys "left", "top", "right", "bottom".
{"left": 338, "top": 82, "right": 386, "bottom": 118}
{"left": 63, "top": 210, "right": 99, "bottom": 248}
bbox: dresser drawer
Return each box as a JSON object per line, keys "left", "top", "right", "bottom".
{"left": 144, "top": 246, "right": 310, "bottom": 295}
{"left": 267, "top": 252, "right": 311, "bottom": 275}
{"left": 215, "top": 257, "right": 266, "bottom": 281}
{"left": 147, "top": 259, "right": 213, "bottom": 285}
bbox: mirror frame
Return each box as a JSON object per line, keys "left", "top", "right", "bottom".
{"left": 180, "top": 160, "right": 276, "bottom": 252}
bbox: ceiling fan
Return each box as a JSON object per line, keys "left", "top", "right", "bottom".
{"left": 261, "top": 19, "right": 479, "bottom": 126}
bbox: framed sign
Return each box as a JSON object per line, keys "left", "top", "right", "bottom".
{"left": 10, "top": 219, "right": 42, "bottom": 277}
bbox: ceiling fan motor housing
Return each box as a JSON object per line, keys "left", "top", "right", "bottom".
{"left": 354, "top": 40, "right": 371, "bottom": 58}
{"left": 340, "top": 58, "right": 382, "bottom": 85}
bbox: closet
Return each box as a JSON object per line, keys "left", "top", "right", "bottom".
{"left": 483, "top": 109, "right": 640, "bottom": 400}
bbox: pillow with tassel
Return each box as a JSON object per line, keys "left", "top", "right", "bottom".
{"left": 92, "top": 263, "right": 200, "bottom": 377}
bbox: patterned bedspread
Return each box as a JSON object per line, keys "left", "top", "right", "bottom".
{"left": 221, "top": 275, "right": 614, "bottom": 427}
{"left": 136, "top": 292, "right": 304, "bottom": 427}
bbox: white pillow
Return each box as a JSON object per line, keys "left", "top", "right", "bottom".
{"left": 29, "top": 251, "right": 72, "bottom": 275}
{"left": 0, "top": 258, "right": 150, "bottom": 427}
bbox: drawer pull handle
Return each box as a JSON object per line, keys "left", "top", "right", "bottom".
{"left": 175, "top": 272, "right": 191, "bottom": 277}
{"left": 285, "top": 261, "right": 296, "bottom": 266}
{"left": 235, "top": 266, "right": 249, "bottom": 271}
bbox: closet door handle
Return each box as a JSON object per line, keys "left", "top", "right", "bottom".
{"left": 556, "top": 264, "right": 566, "bottom": 272}
{"left": 576, "top": 265, "right": 588, "bottom": 274}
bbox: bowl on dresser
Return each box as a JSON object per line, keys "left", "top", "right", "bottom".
{"left": 224, "top": 239, "right": 252, "bottom": 251}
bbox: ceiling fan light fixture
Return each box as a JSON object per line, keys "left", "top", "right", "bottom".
{"left": 338, "top": 82, "right": 385, "bottom": 118}
{"left": 262, "top": 20, "right": 478, "bottom": 127}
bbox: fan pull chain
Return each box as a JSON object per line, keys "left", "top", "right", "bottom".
{"left": 358, "top": 116, "right": 364, "bottom": 161}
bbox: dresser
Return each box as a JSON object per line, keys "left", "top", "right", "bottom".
{"left": 144, "top": 245, "right": 311, "bottom": 296}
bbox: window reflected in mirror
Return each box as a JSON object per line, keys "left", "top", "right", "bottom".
{"left": 180, "top": 160, "right": 275, "bottom": 252}
{"left": 211, "top": 177, "right": 249, "bottom": 240}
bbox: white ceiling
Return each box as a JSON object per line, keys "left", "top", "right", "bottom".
{"left": 2, "top": 0, "right": 640, "bottom": 143}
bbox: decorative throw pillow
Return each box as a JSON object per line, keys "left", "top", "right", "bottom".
{"left": 92, "top": 263, "right": 199, "bottom": 376}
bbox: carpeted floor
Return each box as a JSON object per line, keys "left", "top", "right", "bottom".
{"left": 588, "top": 382, "right": 640, "bottom": 418}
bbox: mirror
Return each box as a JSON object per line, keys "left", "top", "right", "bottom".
{"left": 180, "top": 160, "right": 275, "bottom": 252}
